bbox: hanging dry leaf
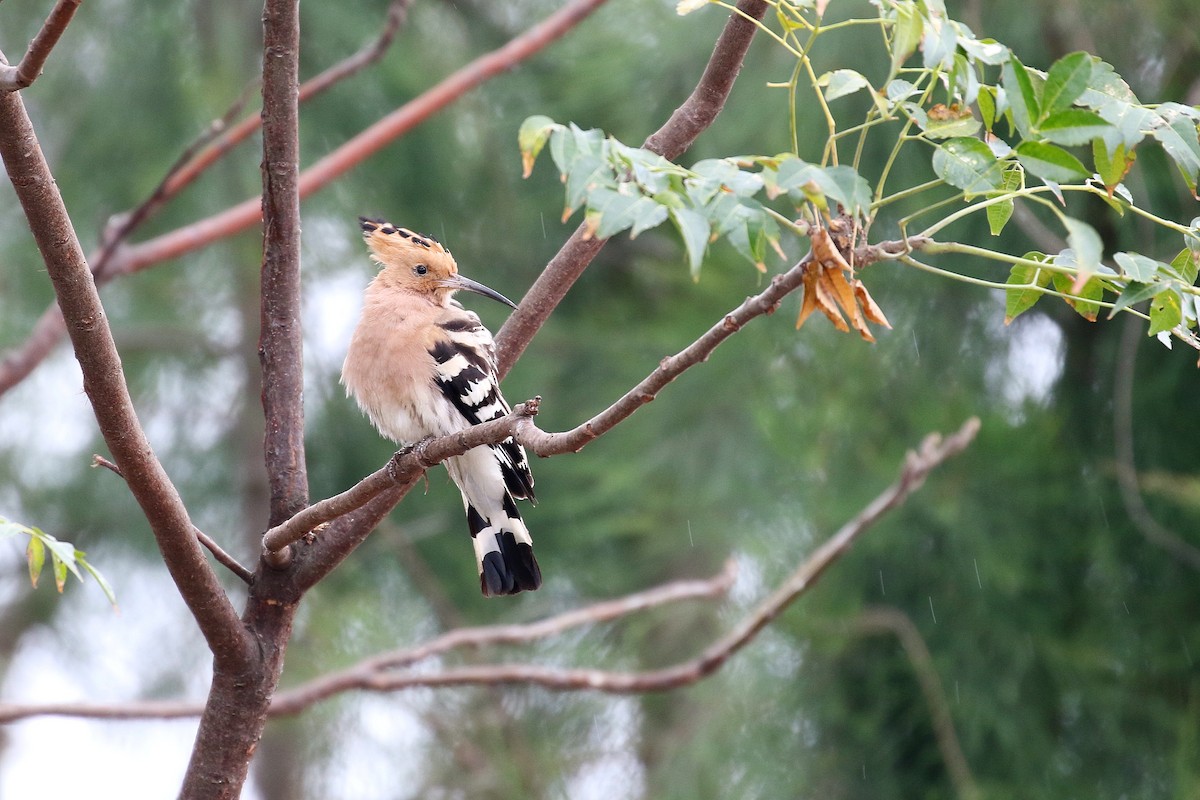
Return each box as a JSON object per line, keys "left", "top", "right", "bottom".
{"left": 796, "top": 224, "right": 890, "bottom": 342}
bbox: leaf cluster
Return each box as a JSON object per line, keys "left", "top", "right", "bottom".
{"left": 0, "top": 516, "right": 117, "bottom": 607}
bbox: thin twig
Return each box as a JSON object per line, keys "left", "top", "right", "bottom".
{"left": 261, "top": 400, "right": 542, "bottom": 553}
{"left": 102, "top": 0, "right": 613, "bottom": 278}
{"left": 92, "top": 455, "right": 254, "bottom": 583}
{"left": 848, "top": 607, "right": 980, "bottom": 800}
{"left": 0, "top": 0, "right": 83, "bottom": 92}
{"left": 194, "top": 529, "right": 254, "bottom": 585}
{"left": 1112, "top": 315, "right": 1200, "bottom": 571}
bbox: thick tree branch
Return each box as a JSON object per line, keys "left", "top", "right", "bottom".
{"left": 0, "top": 73, "right": 251, "bottom": 668}
{"left": 0, "top": 0, "right": 82, "bottom": 91}
{"left": 258, "top": 0, "right": 308, "bottom": 527}
{"left": 494, "top": 0, "right": 771, "bottom": 376}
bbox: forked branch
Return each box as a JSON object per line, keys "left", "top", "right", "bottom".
{"left": 0, "top": 0, "right": 82, "bottom": 91}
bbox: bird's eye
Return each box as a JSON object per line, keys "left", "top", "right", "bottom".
{"left": 414, "top": 264, "right": 428, "bottom": 276}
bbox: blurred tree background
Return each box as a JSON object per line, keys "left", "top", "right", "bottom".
{"left": 1, "top": 0, "right": 1198, "bottom": 797}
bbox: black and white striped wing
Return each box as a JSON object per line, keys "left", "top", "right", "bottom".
{"left": 429, "top": 314, "right": 535, "bottom": 502}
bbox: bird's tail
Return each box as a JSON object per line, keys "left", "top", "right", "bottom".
{"left": 465, "top": 501, "right": 541, "bottom": 596}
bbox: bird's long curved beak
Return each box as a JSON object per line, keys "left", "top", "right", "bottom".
{"left": 442, "top": 275, "right": 519, "bottom": 310}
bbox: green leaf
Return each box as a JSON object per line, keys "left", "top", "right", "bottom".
{"left": 1092, "top": 139, "right": 1133, "bottom": 192}
{"left": 79, "top": 558, "right": 119, "bottom": 609}
{"left": 986, "top": 164, "right": 1022, "bottom": 235}
{"left": 1151, "top": 105, "right": 1200, "bottom": 188}
{"left": 1014, "top": 141, "right": 1088, "bottom": 183}
{"left": 44, "top": 535, "right": 84, "bottom": 586}
{"left": 587, "top": 188, "right": 669, "bottom": 240}
{"left": 1095, "top": 98, "right": 1153, "bottom": 151}
{"left": 819, "top": 69, "right": 869, "bottom": 101}
{"left": 1040, "top": 52, "right": 1093, "bottom": 118}
{"left": 670, "top": 207, "right": 711, "bottom": 279}
{"left": 1051, "top": 271, "right": 1104, "bottom": 321}
{"left": 1079, "top": 59, "right": 1140, "bottom": 108}
{"left": 1037, "top": 109, "right": 1111, "bottom": 146}
{"left": 924, "top": 112, "right": 981, "bottom": 140}
{"left": 1169, "top": 247, "right": 1199, "bottom": 286}
{"left": 1002, "top": 55, "right": 1040, "bottom": 137}
{"left": 889, "top": 1, "right": 923, "bottom": 72}
{"left": 1005, "top": 256, "right": 1051, "bottom": 324}
{"left": 1064, "top": 217, "right": 1103, "bottom": 274}
{"left": 819, "top": 165, "right": 873, "bottom": 218}
{"left": 1108, "top": 281, "right": 1161, "bottom": 318}
{"left": 1113, "top": 251, "right": 1160, "bottom": 282}
{"left": 932, "top": 137, "right": 1006, "bottom": 194}
{"left": 977, "top": 86, "right": 997, "bottom": 131}
{"left": 26, "top": 536, "right": 45, "bottom": 588}
{"left": 548, "top": 123, "right": 604, "bottom": 178}
{"left": 563, "top": 153, "right": 608, "bottom": 218}
{"left": 1149, "top": 290, "right": 1184, "bottom": 335}
{"left": 921, "top": 15, "right": 957, "bottom": 70}
{"left": 517, "top": 115, "right": 561, "bottom": 178}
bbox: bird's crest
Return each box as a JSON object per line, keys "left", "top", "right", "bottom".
{"left": 359, "top": 217, "right": 455, "bottom": 272}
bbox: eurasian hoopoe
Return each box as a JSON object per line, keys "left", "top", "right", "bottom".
{"left": 342, "top": 218, "right": 541, "bottom": 597}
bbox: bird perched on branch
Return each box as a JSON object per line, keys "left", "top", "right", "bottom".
{"left": 342, "top": 218, "right": 541, "bottom": 596}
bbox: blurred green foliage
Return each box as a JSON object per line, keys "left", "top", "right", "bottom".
{"left": 1, "top": 0, "right": 1199, "bottom": 798}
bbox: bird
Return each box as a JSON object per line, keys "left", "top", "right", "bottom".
{"left": 341, "top": 217, "right": 541, "bottom": 597}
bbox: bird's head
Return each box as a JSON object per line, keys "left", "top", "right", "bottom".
{"left": 359, "top": 217, "right": 517, "bottom": 309}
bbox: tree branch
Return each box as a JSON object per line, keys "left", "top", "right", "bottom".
{"left": 0, "top": 71, "right": 251, "bottom": 668}
{"left": 0, "top": 559, "right": 736, "bottom": 724}
{"left": 494, "top": 0, "right": 771, "bottom": 376}
{"left": 1112, "top": 315, "right": 1200, "bottom": 571}
{"left": 99, "top": 0, "right": 612, "bottom": 280}
{"left": 0, "top": 419, "right": 977, "bottom": 724}
{"left": 260, "top": 420, "right": 987, "bottom": 704}
{"left": 258, "top": 0, "right": 308, "bottom": 528}
{"left": 849, "top": 607, "right": 980, "bottom": 800}
{"left": 92, "top": 454, "right": 254, "bottom": 583}
{"left": 0, "top": 0, "right": 82, "bottom": 91}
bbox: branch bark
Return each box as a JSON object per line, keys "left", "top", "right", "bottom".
{"left": 0, "top": 0, "right": 82, "bottom": 91}
{"left": 258, "top": 0, "right": 308, "bottom": 527}
{"left": 0, "top": 60, "right": 250, "bottom": 670}
{"left": 179, "top": 0, "right": 307, "bottom": 795}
